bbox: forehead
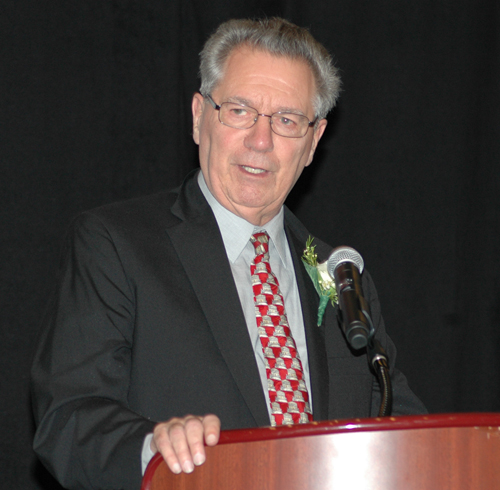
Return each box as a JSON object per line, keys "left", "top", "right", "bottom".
{"left": 213, "top": 46, "right": 317, "bottom": 114}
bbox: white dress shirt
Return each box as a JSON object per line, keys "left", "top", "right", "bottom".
{"left": 197, "top": 172, "right": 313, "bottom": 411}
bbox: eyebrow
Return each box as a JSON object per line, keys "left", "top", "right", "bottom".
{"left": 226, "top": 96, "right": 306, "bottom": 116}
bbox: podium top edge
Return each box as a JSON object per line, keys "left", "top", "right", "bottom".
{"left": 218, "top": 413, "right": 500, "bottom": 444}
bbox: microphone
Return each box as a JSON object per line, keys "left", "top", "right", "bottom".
{"left": 327, "top": 247, "right": 372, "bottom": 350}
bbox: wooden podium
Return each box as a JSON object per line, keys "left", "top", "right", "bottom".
{"left": 141, "top": 413, "right": 500, "bottom": 490}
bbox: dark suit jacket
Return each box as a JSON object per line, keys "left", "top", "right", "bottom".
{"left": 31, "top": 170, "right": 425, "bottom": 490}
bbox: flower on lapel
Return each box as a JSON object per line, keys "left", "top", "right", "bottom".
{"left": 301, "top": 236, "right": 338, "bottom": 326}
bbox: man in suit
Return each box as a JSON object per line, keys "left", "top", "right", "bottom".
{"left": 32, "top": 17, "right": 425, "bottom": 490}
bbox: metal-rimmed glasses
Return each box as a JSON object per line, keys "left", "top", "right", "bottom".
{"left": 203, "top": 94, "right": 316, "bottom": 138}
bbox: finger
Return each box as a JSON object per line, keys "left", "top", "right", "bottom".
{"left": 184, "top": 414, "right": 220, "bottom": 467}
{"left": 167, "top": 417, "right": 203, "bottom": 473}
{"left": 152, "top": 420, "right": 185, "bottom": 474}
{"left": 202, "top": 414, "right": 221, "bottom": 446}
{"left": 184, "top": 416, "right": 209, "bottom": 466}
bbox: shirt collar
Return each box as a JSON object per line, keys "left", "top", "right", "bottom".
{"left": 197, "top": 171, "right": 289, "bottom": 266}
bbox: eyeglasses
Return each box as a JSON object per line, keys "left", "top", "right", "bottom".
{"left": 203, "top": 94, "right": 316, "bottom": 138}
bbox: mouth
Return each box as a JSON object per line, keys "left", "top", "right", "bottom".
{"left": 241, "top": 165, "right": 267, "bottom": 175}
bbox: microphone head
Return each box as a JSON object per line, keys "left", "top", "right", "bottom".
{"left": 327, "top": 246, "right": 364, "bottom": 277}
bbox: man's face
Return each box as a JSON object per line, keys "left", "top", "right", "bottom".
{"left": 192, "top": 46, "right": 327, "bottom": 226}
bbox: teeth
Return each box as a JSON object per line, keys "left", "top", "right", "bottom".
{"left": 243, "top": 166, "right": 265, "bottom": 174}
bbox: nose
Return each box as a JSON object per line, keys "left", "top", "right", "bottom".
{"left": 244, "top": 114, "right": 274, "bottom": 153}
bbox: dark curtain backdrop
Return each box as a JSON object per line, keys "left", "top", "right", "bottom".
{"left": 2, "top": 1, "right": 499, "bottom": 488}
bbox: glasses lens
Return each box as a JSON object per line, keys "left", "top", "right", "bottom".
{"left": 219, "top": 103, "right": 257, "bottom": 129}
{"left": 271, "top": 113, "right": 309, "bottom": 138}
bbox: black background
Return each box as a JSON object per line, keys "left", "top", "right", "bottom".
{"left": 2, "top": 1, "right": 499, "bottom": 488}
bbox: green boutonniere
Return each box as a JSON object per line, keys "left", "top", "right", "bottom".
{"left": 301, "top": 236, "right": 338, "bottom": 326}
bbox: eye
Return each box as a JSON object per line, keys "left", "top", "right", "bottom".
{"left": 229, "top": 107, "right": 249, "bottom": 117}
{"left": 277, "top": 115, "right": 298, "bottom": 127}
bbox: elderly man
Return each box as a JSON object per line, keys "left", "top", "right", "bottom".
{"left": 32, "top": 17, "right": 425, "bottom": 490}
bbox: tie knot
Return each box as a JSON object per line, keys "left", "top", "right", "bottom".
{"left": 251, "top": 232, "right": 270, "bottom": 256}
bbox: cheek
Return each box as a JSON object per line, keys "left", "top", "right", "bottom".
{"left": 213, "top": 131, "right": 245, "bottom": 164}
{"left": 200, "top": 131, "right": 236, "bottom": 180}
{"left": 287, "top": 142, "right": 313, "bottom": 171}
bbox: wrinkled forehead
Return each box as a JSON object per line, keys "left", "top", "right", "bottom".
{"left": 219, "top": 44, "right": 316, "bottom": 82}
{"left": 215, "top": 45, "right": 318, "bottom": 112}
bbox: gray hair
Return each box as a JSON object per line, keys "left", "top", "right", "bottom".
{"left": 199, "top": 18, "right": 341, "bottom": 120}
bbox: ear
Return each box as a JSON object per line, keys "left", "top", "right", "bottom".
{"left": 305, "top": 119, "right": 327, "bottom": 167}
{"left": 192, "top": 93, "right": 205, "bottom": 145}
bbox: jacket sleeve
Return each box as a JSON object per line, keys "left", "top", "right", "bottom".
{"left": 31, "top": 212, "right": 155, "bottom": 490}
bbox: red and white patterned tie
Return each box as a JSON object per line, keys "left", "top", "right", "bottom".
{"left": 250, "top": 232, "right": 313, "bottom": 426}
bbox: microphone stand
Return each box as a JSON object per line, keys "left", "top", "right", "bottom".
{"left": 351, "top": 303, "right": 393, "bottom": 417}
{"left": 367, "top": 337, "right": 393, "bottom": 417}
{"left": 340, "top": 305, "right": 393, "bottom": 417}
{"left": 326, "top": 246, "right": 393, "bottom": 417}
{"left": 337, "top": 302, "right": 393, "bottom": 417}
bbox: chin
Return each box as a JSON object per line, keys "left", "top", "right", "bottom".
{"left": 231, "top": 191, "right": 270, "bottom": 209}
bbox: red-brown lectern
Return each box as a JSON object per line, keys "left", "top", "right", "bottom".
{"left": 142, "top": 413, "right": 500, "bottom": 490}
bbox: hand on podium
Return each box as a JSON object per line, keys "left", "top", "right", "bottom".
{"left": 150, "top": 414, "right": 221, "bottom": 475}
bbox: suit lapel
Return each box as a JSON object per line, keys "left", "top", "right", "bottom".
{"left": 165, "top": 173, "right": 270, "bottom": 427}
{"left": 285, "top": 210, "right": 330, "bottom": 422}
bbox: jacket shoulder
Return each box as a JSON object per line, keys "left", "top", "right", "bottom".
{"left": 85, "top": 188, "right": 180, "bottom": 230}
